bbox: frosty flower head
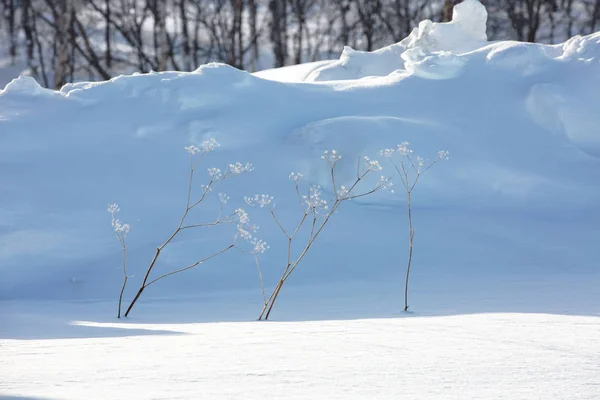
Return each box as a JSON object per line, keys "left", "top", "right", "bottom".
{"left": 377, "top": 176, "right": 394, "bottom": 191}
{"left": 245, "top": 194, "right": 274, "bottom": 208}
{"left": 112, "top": 219, "right": 130, "bottom": 235}
{"left": 185, "top": 145, "right": 200, "bottom": 155}
{"left": 108, "top": 203, "right": 130, "bottom": 236}
{"left": 363, "top": 156, "right": 382, "bottom": 172}
{"left": 337, "top": 185, "right": 350, "bottom": 199}
{"left": 321, "top": 149, "right": 342, "bottom": 167}
{"left": 185, "top": 138, "right": 219, "bottom": 156}
{"left": 380, "top": 148, "right": 395, "bottom": 158}
{"left": 237, "top": 225, "right": 252, "bottom": 240}
{"left": 107, "top": 203, "right": 120, "bottom": 214}
{"left": 201, "top": 138, "right": 219, "bottom": 153}
{"left": 235, "top": 208, "right": 250, "bottom": 224}
{"left": 437, "top": 150, "right": 450, "bottom": 160}
{"left": 397, "top": 142, "right": 413, "bottom": 156}
{"left": 218, "top": 193, "right": 229, "bottom": 204}
{"left": 251, "top": 238, "right": 269, "bottom": 254}
{"left": 228, "top": 162, "right": 253, "bottom": 174}
{"left": 380, "top": 143, "right": 412, "bottom": 158}
{"left": 416, "top": 156, "right": 425, "bottom": 173}
{"left": 207, "top": 167, "right": 222, "bottom": 180}
{"left": 289, "top": 172, "right": 303, "bottom": 183}
{"left": 304, "top": 185, "right": 329, "bottom": 214}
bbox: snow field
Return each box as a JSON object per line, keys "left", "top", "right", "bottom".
{"left": 2, "top": 313, "right": 599, "bottom": 400}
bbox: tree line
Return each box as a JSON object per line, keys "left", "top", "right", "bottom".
{"left": 0, "top": 0, "right": 599, "bottom": 88}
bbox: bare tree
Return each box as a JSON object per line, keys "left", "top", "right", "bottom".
{"left": 1, "top": 0, "right": 17, "bottom": 63}
{"left": 270, "top": 0, "right": 288, "bottom": 67}
{"left": 49, "top": 0, "right": 73, "bottom": 88}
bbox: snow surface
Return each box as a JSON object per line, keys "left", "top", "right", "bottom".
{"left": 1, "top": 0, "right": 600, "bottom": 397}
{"left": 2, "top": 311, "right": 599, "bottom": 400}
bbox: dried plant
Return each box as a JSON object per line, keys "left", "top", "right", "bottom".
{"left": 381, "top": 143, "right": 449, "bottom": 311}
{"left": 107, "top": 203, "right": 130, "bottom": 318}
{"left": 247, "top": 150, "right": 392, "bottom": 320}
{"left": 109, "top": 138, "right": 265, "bottom": 318}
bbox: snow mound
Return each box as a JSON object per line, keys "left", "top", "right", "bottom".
{"left": 0, "top": 0, "right": 599, "bottom": 308}
{"left": 306, "top": 0, "right": 487, "bottom": 82}
{"left": 1, "top": 75, "right": 61, "bottom": 97}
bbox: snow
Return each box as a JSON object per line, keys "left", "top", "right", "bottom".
{"left": 2, "top": 309, "right": 599, "bottom": 399}
{"left": 1, "top": 0, "right": 600, "bottom": 397}
{"left": 305, "top": 0, "right": 489, "bottom": 82}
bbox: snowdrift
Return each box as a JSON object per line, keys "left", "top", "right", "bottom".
{"left": 1, "top": 0, "right": 599, "bottom": 316}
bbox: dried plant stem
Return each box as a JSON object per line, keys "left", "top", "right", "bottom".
{"left": 124, "top": 158, "right": 235, "bottom": 317}
{"left": 404, "top": 191, "right": 414, "bottom": 311}
{"left": 258, "top": 161, "right": 387, "bottom": 320}
{"left": 117, "top": 237, "right": 127, "bottom": 318}
{"left": 386, "top": 147, "right": 446, "bottom": 312}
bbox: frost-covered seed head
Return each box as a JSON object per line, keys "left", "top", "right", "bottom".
{"left": 218, "top": 193, "right": 229, "bottom": 204}
{"left": 245, "top": 194, "right": 274, "bottom": 208}
{"left": 366, "top": 158, "right": 382, "bottom": 172}
{"left": 111, "top": 218, "right": 130, "bottom": 235}
{"left": 304, "top": 185, "right": 329, "bottom": 213}
{"left": 380, "top": 148, "right": 395, "bottom": 158}
{"left": 201, "top": 138, "right": 219, "bottom": 153}
{"left": 207, "top": 167, "right": 222, "bottom": 180}
{"left": 228, "top": 162, "right": 253, "bottom": 174}
{"left": 235, "top": 208, "right": 250, "bottom": 224}
{"left": 322, "top": 149, "right": 342, "bottom": 166}
{"left": 251, "top": 238, "right": 269, "bottom": 254}
{"left": 377, "top": 176, "right": 394, "bottom": 191}
{"left": 289, "top": 172, "right": 303, "bottom": 182}
{"left": 337, "top": 185, "right": 350, "bottom": 199}
{"left": 185, "top": 145, "right": 200, "bottom": 155}
{"left": 396, "top": 142, "right": 413, "bottom": 156}
{"left": 107, "top": 203, "right": 120, "bottom": 214}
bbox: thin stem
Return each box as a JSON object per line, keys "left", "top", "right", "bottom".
{"left": 124, "top": 157, "right": 237, "bottom": 317}
{"left": 270, "top": 209, "right": 289, "bottom": 237}
{"left": 145, "top": 243, "right": 235, "bottom": 288}
{"left": 117, "top": 235, "right": 127, "bottom": 319}
{"left": 404, "top": 191, "right": 413, "bottom": 311}
{"left": 254, "top": 254, "right": 267, "bottom": 306}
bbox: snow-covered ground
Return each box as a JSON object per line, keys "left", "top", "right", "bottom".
{"left": 3, "top": 311, "right": 599, "bottom": 400}
{"left": 1, "top": 1, "right": 599, "bottom": 398}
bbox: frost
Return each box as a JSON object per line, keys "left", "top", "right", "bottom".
{"left": 245, "top": 194, "right": 274, "bottom": 208}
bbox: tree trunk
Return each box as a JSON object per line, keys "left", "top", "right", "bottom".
{"left": 442, "top": 0, "right": 454, "bottom": 22}
{"left": 248, "top": 0, "right": 258, "bottom": 71}
{"left": 180, "top": 0, "right": 191, "bottom": 71}
{"left": 270, "top": 0, "right": 288, "bottom": 67}
{"left": 105, "top": 0, "right": 112, "bottom": 69}
{"left": 54, "top": 0, "right": 72, "bottom": 89}
{"left": 21, "top": 0, "right": 38, "bottom": 78}
{"left": 151, "top": 0, "right": 169, "bottom": 71}
{"left": 4, "top": 0, "right": 17, "bottom": 63}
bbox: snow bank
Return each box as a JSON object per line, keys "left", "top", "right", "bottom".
{"left": 0, "top": 0, "right": 598, "bottom": 313}
{"left": 1, "top": 75, "right": 61, "bottom": 97}
{"left": 305, "top": 0, "right": 488, "bottom": 82}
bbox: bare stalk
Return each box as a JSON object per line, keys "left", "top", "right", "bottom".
{"left": 117, "top": 236, "right": 127, "bottom": 318}
{"left": 108, "top": 204, "right": 130, "bottom": 319}
{"left": 404, "top": 192, "right": 413, "bottom": 311}
{"left": 382, "top": 144, "right": 448, "bottom": 312}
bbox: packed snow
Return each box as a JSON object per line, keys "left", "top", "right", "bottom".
{"left": 1, "top": 0, "right": 599, "bottom": 398}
